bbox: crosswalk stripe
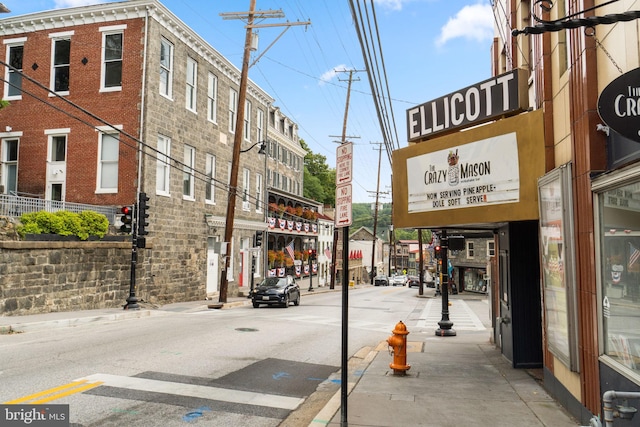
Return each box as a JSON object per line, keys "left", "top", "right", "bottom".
{"left": 76, "top": 373, "right": 304, "bottom": 410}
{"left": 416, "top": 299, "right": 486, "bottom": 331}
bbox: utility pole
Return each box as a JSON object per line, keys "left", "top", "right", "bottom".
{"left": 218, "top": 2, "right": 309, "bottom": 303}
{"left": 369, "top": 142, "right": 384, "bottom": 284}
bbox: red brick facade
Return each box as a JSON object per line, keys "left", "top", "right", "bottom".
{"left": 0, "top": 18, "right": 145, "bottom": 205}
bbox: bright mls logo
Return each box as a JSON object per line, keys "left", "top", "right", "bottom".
{"left": 1, "top": 405, "right": 69, "bottom": 426}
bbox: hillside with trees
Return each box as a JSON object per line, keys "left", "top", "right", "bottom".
{"left": 301, "top": 139, "right": 423, "bottom": 241}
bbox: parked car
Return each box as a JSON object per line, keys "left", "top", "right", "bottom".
{"left": 252, "top": 276, "right": 300, "bottom": 308}
{"left": 407, "top": 275, "right": 421, "bottom": 288}
{"left": 392, "top": 275, "right": 407, "bottom": 286}
{"left": 374, "top": 275, "right": 390, "bottom": 286}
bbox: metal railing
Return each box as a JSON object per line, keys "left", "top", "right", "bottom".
{"left": 0, "top": 194, "right": 119, "bottom": 224}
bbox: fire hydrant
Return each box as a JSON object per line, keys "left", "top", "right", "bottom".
{"left": 387, "top": 320, "right": 411, "bottom": 376}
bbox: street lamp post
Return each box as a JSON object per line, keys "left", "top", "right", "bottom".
{"left": 436, "top": 229, "right": 456, "bottom": 337}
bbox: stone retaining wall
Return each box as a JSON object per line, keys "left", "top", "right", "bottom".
{"left": 0, "top": 240, "right": 144, "bottom": 316}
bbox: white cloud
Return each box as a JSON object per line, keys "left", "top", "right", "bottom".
{"left": 435, "top": 3, "right": 493, "bottom": 47}
{"left": 319, "top": 64, "right": 348, "bottom": 85}
{"left": 375, "top": 0, "right": 405, "bottom": 11}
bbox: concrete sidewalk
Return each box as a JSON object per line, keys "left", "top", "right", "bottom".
{"left": 0, "top": 284, "right": 581, "bottom": 426}
{"left": 311, "top": 324, "right": 580, "bottom": 427}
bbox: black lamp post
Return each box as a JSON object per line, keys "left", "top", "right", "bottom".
{"left": 436, "top": 229, "right": 456, "bottom": 337}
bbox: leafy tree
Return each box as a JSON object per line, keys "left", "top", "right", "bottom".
{"left": 301, "top": 139, "right": 335, "bottom": 205}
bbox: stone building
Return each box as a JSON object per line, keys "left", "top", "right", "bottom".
{"left": 0, "top": 0, "right": 282, "bottom": 304}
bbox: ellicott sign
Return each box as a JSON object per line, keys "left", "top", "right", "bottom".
{"left": 406, "top": 69, "right": 528, "bottom": 142}
{"left": 598, "top": 67, "right": 640, "bottom": 143}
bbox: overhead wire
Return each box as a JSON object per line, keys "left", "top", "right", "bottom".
{"left": 348, "top": 0, "right": 398, "bottom": 165}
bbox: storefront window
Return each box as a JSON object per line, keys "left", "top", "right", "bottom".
{"left": 597, "top": 180, "right": 640, "bottom": 373}
{"left": 539, "top": 164, "right": 579, "bottom": 370}
{"left": 463, "top": 268, "right": 486, "bottom": 293}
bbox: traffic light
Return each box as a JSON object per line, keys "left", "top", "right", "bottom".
{"left": 136, "top": 192, "right": 149, "bottom": 249}
{"left": 137, "top": 192, "right": 150, "bottom": 236}
{"left": 308, "top": 249, "right": 317, "bottom": 260}
{"left": 434, "top": 245, "right": 441, "bottom": 258}
{"left": 254, "top": 230, "right": 263, "bottom": 247}
{"left": 120, "top": 205, "right": 134, "bottom": 233}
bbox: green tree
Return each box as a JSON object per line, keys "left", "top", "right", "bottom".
{"left": 301, "top": 139, "right": 336, "bottom": 205}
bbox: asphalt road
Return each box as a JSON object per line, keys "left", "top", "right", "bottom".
{"left": 0, "top": 286, "right": 490, "bottom": 426}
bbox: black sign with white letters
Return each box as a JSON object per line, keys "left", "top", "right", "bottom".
{"left": 406, "top": 69, "right": 528, "bottom": 142}
{"left": 598, "top": 67, "right": 640, "bottom": 143}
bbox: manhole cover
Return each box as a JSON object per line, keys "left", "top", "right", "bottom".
{"left": 235, "top": 327, "right": 258, "bottom": 332}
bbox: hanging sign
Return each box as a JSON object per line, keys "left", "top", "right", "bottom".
{"left": 598, "top": 67, "right": 640, "bottom": 143}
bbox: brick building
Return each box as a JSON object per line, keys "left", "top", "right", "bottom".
{"left": 0, "top": 0, "right": 285, "bottom": 303}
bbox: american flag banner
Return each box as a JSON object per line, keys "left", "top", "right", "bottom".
{"left": 268, "top": 217, "right": 276, "bottom": 228}
{"left": 630, "top": 243, "right": 640, "bottom": 269}
{"left": 304, "top": 264, "right": 309, "bottom": 275}
{"left": 295, "top": 265, "right": 301, "bottom": 277}
{"left": 285, "top": 241, "right": 295, "bottom": 261}
{"left": 268, "top": 269, "right": 276, "bottom": 277}
{"left": 324, "top": 247, "right": 332, "bottom": 260}
{"left": 278, "top": 267, "right": 285, "bottom": 277}
{"left": 312, "top": 263, "right": 317, "bottom": 273}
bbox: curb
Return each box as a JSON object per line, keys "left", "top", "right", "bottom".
{"left": 306, "top": 345, "right": 380, "bottom": 427}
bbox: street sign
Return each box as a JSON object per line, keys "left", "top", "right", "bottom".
{"left": 335, "top": 184, "right": 352, "bottom": 227}
{"left": 336, "top": 142, "right": 353, "bottom": 185}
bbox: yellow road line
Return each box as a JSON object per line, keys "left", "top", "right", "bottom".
{"left": 4, "top": 379, "right": 103, "bottom": 404}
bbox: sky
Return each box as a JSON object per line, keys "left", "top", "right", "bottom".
{"left": 2, "top": 0, "right": 494, "bottom": 204}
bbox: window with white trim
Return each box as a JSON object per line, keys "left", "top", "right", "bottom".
{"left": 242, "top": 168, "right": 250, "bottom": 211}
{"left": 244, "top": 99, "right": 251, "bottom": 141}
{"left": 487, "top": 240, "right": 495, "bottom": 257}
{"left": 1, "top": 138, "right": 19, "bottom": 194}
{"left": 185, "top": 57, "right": 197, "bottom": 112}
{"left": 159, "top": 38, "right": 173, "bottom": 98}
{"left": 205, "top": 153, "right": 215, "bottom": 204}
{"left": 50, "top": 34, "right": 72, "bottom": 94}
{"left": 96, "top": 131, "right": 119, "bottom": 192}
{"left": 207, "top": 72, "right": 217, "bottom": 123}
{"left": 4, "top": 39, "right": 25, "bottom": 99}
{"left": 101, "top": 29, "right": 123, "bottom": 90}
{"left": 255, "top": 172, "right": 263, "bottom": 212}
{"left": 256, "top": 109, "right": 264, "bottom": 143}
{"left": 229, "top": 88, "right": 238, "bottom": 133}
{"left": 183, "top": 145, "right": 195, "bottom": 200}
{"left": 466, "top": 241, "right": 475, "bottom": 259}
{"left": 156, "top": 135, "right": 171, "bottom": 195}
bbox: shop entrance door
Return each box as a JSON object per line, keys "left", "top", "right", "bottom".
{"left": 499, "top": 248, "right": 513, "bottom": 361}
